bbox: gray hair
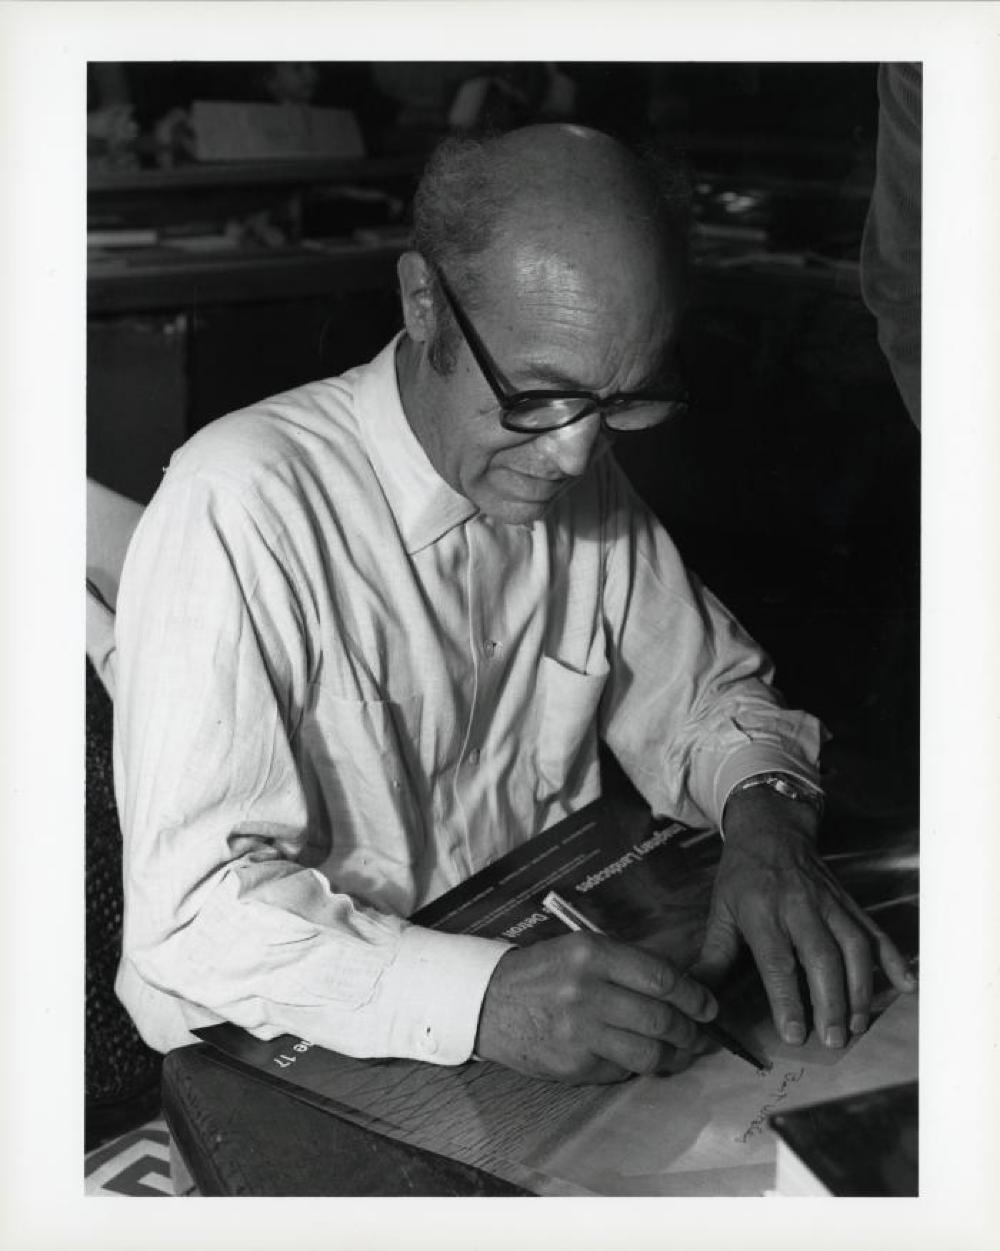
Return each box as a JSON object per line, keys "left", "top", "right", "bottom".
{"left": 411, "top": 136, "right": 514, "bottom": 372}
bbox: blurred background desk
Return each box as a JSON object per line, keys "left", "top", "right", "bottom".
{"left": 87, "top": 155, "right": 418, "bottom": 505}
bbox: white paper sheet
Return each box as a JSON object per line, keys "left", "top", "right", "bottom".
{"left": 532, "top": 990, "right": 918, "bottom": 1195}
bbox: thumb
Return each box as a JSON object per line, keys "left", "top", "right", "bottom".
{"left": 690, "top": 910, "right": 742, "bottom": 988}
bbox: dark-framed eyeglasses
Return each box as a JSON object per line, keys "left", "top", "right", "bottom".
{"left": 431, "top": 263, "right": 689, "bottom": 435}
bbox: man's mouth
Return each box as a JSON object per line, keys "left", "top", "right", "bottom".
{"left": 500, "top": 468, "right": 569, "bottom": 501}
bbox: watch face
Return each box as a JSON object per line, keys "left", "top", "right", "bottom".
{"left": 737, "top": 774, "right": 824, "bottom": 815}
{"left": 771, "top": 777, "right": 824, "bottom": 813}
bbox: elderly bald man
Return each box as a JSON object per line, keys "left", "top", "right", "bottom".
{"left": 114, "top": 125, "right": 915, "bottom": 1085}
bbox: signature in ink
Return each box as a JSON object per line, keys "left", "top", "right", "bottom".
{"left": 734, "top": 1067, "right": 806, "bottom": 1144}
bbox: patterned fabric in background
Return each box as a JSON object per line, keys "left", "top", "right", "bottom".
{"left": 84, "top": 1116, "right": 177, "bottom": 1196}
{"left": 86, "top": 658, "right": 162, "bottom": 1149}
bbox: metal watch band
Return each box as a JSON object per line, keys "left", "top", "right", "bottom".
{"left": 728, "top": 772, "right": 825, "bottom": 819}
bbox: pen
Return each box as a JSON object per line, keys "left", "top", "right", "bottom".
{"left": 540, "top": 890, "right": 771, "bottom": 1073}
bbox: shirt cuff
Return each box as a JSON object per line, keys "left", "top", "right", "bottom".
{"left": 710, "top": 744, "right": 823, "bottom": 833}
{"left": 379, "top": 925, "right": 513, "bottom": 1065}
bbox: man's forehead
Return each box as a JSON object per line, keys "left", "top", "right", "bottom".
{"left": 477, "top": 229, "right": 676, "bottom": 313}
{"left": 506, "top": 246, "right": 602, "bottom": 312}
{"left": 475, "top": 248, "right": 680, "bottom": 393}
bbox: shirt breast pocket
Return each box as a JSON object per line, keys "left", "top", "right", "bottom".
{"left": 535, "top": 653, "right": 609, "bottom": 806}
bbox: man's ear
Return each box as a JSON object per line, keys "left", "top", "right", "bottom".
{"left": 397, "top": 251, "right": 437, "bottom": 346}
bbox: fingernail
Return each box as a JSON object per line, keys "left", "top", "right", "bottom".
{"left": 782, "top": 1022, "right": 806, "bottom": 1045}
{"left": 688, "top": 981, "right": 717, "bottom": 1020}
{"left": 850, "top": 1013, "right": 869, "bottom": 1035}
{"left": 824, "top": 1026, "right": 847, "bottom": 1048}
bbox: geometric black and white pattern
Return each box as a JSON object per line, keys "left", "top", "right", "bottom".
{"left": 84, "top": 1117, "right": 177, "bottom": 1197}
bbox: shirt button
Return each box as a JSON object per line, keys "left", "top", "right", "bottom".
{"left": 421, "top": 1027, "right": 438, "bottom": 1055}
{"left": 468, "top": 748, "right": 480, "bottom": 765}
{"left": 484, "top": 639, "right": 500, "bottom": 658}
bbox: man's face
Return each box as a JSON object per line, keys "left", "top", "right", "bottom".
{"left": 404, "top": 236, "right": 680, "bottom": 525}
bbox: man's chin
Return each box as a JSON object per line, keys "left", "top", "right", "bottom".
{"left": 478, "top": 495, "right": 552, "bottom": 525}
{"left": 475, "top": 471, "right": 572, "bottom": 523}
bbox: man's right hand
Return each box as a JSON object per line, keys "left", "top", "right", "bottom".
{"left": 474, "top": 934, "right": 718, "bottom": 1084}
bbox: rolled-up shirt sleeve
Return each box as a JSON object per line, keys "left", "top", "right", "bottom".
{"left": 113, "top": 474, "right": 509, "bottom": 1060}
{"left": 598, "top": 467, "right": 826, "bottom": 829}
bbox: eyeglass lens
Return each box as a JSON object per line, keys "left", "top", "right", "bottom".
{"left": 503, "top": 397, "right": 683, "bottom": 434}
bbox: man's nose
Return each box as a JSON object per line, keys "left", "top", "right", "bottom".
{"left": 535, "top": 413, "right": 605, "bottom": 479}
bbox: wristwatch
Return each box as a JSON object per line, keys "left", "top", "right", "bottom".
{"left": 727, "top": 772, "right": 825, "bottom": 820}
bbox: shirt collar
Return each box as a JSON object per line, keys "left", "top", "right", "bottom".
{"left": 355, "top": 335, "right": 478, "bottom": 555}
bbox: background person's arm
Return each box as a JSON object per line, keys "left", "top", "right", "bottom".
{"left": 860, "top": 62, "right": 922, "bottom": 428}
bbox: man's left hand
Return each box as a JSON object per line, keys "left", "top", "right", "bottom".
{"left": 692, "top": 786, "right": 917, "bottom": 1048}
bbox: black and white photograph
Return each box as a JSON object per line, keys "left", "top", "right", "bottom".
{"left": 3, "top": 1, "right": 999, "bottom": 1245}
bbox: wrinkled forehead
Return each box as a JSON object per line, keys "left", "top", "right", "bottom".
{"left": 462, "top": 234, "right": 681, "bottom": 394}
{"left": 473, "top": 223, "right": 682, "bottom": 335}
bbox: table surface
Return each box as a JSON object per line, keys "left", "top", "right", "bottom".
{"left": 164, "top": 995, "right": 918, "bottom": 1198}
{"left": 162, "top": 1044, "right": 531, "bottom": 1196}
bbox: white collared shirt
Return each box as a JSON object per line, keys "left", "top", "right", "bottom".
{"left": 113, "top": 336, "right": 823, "bottom": 1062}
